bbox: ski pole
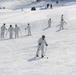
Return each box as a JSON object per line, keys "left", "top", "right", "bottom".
{"left": 44, "top": 46, "right": 49, "bottom": 59}
{"left": 44, "top": 46, "right": 47, "bottom": 56}
{"left": 5, "top": 30, "right": 8, "bottom": 38}
{"left": 64, "top": 20, "right": 67, "bottom": 24}
{"left": 20, "top": 29, "right": 23, "bottom": 38}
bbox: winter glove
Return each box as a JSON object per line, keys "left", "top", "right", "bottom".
{"left": 39, "top": 43, "right": 41, "bottom": 45}
{"left": 46, "top": 44, "right": 48, "bottom": 46}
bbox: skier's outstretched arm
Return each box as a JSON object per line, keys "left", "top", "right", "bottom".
{"left": 44, "top": 39, "right": 48, "bottom": 46}
{"left": 64, "top": 20, "right": 67, "bottom": 24}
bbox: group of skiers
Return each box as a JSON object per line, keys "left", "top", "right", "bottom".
{"left": 0, "top": 14, "right": 67, "bottom": 58}
{"left": 60, "top": 14, "right": 67, "bottom": 30}
{"left": 0, "top": 23, "right": 31, "bottom": 39}
{"left": 48, "top": 14, "right": 67, "bottom": 30}
{"left": 0, "top": 15, "right": 65, "bottom": 39}
{"left": 36, "top": 14, "right": 67, "bottom": 58}
{"left": 1, "top": 24, "right": 20, "bottom": 39}
{"left": 46, "top": 4, "right": 53, "bottom": 9}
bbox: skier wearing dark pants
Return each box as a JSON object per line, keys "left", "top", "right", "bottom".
{"left": 36, "top": 35, "right": 48, "bottom": 58}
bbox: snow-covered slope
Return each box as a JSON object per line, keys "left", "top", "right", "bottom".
{"left": 0, "top": 1, "right": 76, "bottom": 75}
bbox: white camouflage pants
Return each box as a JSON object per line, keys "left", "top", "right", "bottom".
{"left": 1, "top": 31, "right": 4, "bottom": 38}
{"left": 9, "top": 33, "right": 13, "bottom": 39}
{"left": 36, "top": 45, "right": 44, "bottom": 56}
{"left": 15, "top": 32, "right": 19, "bottom": 38}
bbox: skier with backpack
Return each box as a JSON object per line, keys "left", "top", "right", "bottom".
{"left": 36, "top": 35, "right": 48, "bottom": 58}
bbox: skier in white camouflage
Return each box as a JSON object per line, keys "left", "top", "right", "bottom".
{"left": 25, "top": 23, "right": 31, "bottom": 36}
{"left": 8, "top": 25, "right": 14, "bottom": 39}
{"left": 60, "top": 18, "right": 67, "bottom": 30}
{"left": 14, "top": 25, "right": 20, "bottom": 38}
{"left": 1, "top": 23, "right": 7, "bottom": 38}
{"left": 36, "top": 35, "right": 48, "bottom": 58}
{"left": 61, "top": 14, "right": 63, "bottom": 20}
{"left": 48, "top": 18, "right": 52, "bottom": 27}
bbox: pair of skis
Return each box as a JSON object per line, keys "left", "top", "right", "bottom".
{"left": 35, "top": 46, "right": 49, "bottom": 59}
{"left": 36, "top": 56, "right": 49, "bottom": 59}
{"left": 28, "top": 47, "right": 48, "bottom": 62}
{"left": 28, "top": 56, "right": 49, "bottom": 62}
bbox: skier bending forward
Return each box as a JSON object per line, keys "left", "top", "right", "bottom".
{"left": 36, "top": 35, "right": 48, "bottom": 58}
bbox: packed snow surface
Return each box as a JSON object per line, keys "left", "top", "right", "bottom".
{"left": 0, "top": 0, "right": 76, "bottom": 75}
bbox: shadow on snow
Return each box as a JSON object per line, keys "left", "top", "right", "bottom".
{"left": 28, "top": 57, "right": 41, "bottom": 62}
{"left": 43, "top": 27, "right": 50, "bottom": 31}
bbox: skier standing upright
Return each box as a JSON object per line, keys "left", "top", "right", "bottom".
{"left": 48, "top": 18, "right": 52, "bottom": 27}
{"left": 25, "top": 23, "right": 31, "bottom": 36}
{"left": 1, "top": 23, "right": 7, "bottom": 38}
{"left": 60, "top": 19, "right": 67, "bottom": 30}
{"left": 61, "top": 14, "right": 63, "bottom": 20}
{"left": 36, "top": 35, "right": 48, "bottom": 58}
{"left": 8, "top": 25, "right": 14, "bottom": 39}
{"left": 14, "top": 25, "right": 20, "bottom": 38}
